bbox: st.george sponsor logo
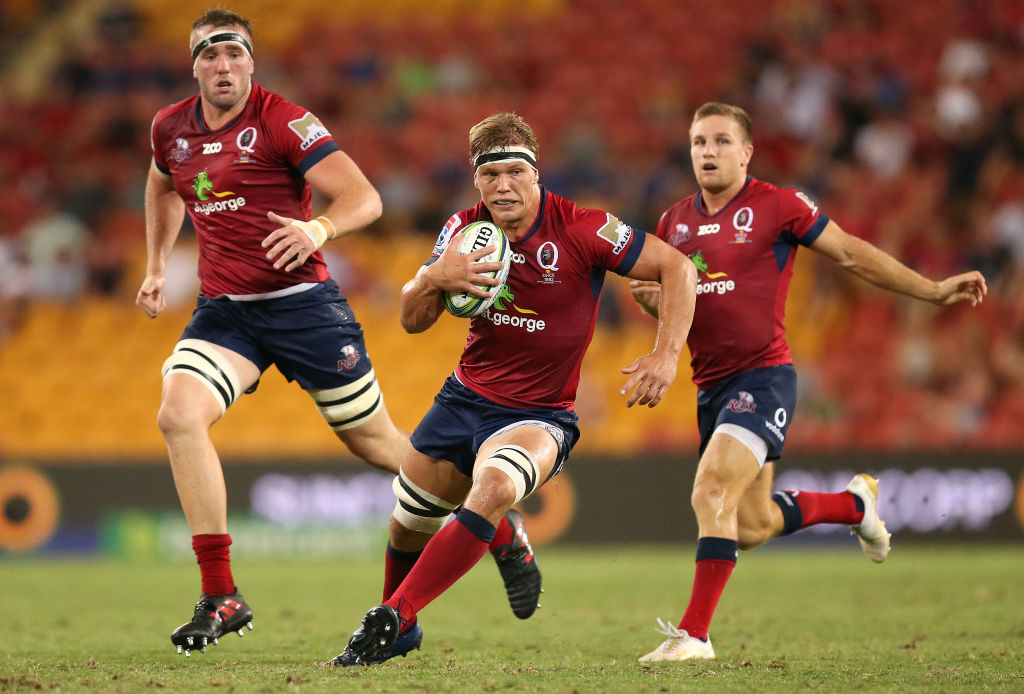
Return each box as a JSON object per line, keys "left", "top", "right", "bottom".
{"left": 191, "top": 169, "right": 245, "bottom": 215}
{"left": 194, "top": 196, "right": 247, "bottom": 215}
{"left": 697, "top": 279, "right": 735, "bottom": 295}
{"left": 482, "top": 307, "right": 546, "bottom": 333}
{"left": 482, "top": 285, "right": 546, "bottom": 332}
{"left": 690, "top": 250, "right": 736, "bottom": 296}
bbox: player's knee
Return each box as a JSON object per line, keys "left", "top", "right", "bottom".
{"left": 391, "top": 469, "right": 459, "bottom": 535}
{"left": 469, "top": 466, "right": 520, "bottom": 515}
{"left": 475, "top": 445, "right": 540, "bottom": 509}
{"left": 161, "top": 339, "right": 241, "bottom": 418}
{"left": 156, "top": 396, "right": 210, "bottom": 438}
{"left": 690, "top": 475, "right": 729, "bottom": 518}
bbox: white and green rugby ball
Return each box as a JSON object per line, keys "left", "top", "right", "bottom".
{"left": 442, "top": 221, "right": 512, "bottom": 318}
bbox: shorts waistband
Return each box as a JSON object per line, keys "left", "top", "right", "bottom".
{"left": 217, "top": 282, "right": 319, "bottom": 302}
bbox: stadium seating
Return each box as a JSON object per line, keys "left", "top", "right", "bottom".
{"left": 1, "top": 0, "right": 1021, "bottom": 462}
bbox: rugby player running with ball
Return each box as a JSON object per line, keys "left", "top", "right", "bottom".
{"left": 331, "top": 112, "right": 698, "bottom": 665}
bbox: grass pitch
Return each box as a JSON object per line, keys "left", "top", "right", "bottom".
{"left": 1, "top": 544, "right": 1021, "bottom": 693}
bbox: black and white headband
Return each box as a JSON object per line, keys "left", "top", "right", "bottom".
{"left": 191, "top": 30, "right": 253, "bottom": 67}
{"left": 473, "top": 145, "right": 538, "bottom": 172}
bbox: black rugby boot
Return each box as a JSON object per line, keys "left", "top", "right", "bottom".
{"left": 490, "top": 509, "right": 543, "bottom": 619}
{"left": 171, "top": 590, "right": 253, "bottom": 656}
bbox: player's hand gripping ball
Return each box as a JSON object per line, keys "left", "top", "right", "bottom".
{"left": 443, "top": 221, "right": 513, "bottom": 318}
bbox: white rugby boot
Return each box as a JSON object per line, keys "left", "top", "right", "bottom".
{"left": 846, "top": 473, "right": 891, "bottom": 563}
{"left": 639, "top": 618, "right": 715, "bottom": 662}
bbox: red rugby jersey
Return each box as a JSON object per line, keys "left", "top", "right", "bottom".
{"left": 657, "top": 176, "right": 829, "bottom": 388}
{"left": 150, "top": 83, "right": 339, "bottom": 296}
{"left": 431, "top": 188, "right": 646, "bottom": 410}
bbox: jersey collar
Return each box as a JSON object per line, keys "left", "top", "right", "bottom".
{"left": 695, "top": 175, "right": 753, "bottom": 218}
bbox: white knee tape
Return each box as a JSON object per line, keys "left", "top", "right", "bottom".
{"left": 477, "top": 445, "right": 539, "bottom": 504}
{"left": 161, "top": 339, "right": 241, "bottom": 416}
{"left": 311, "top": 369, "right": 384, "bottom": 432}
{"left": 391, "top": 470, "right": 459, "bottom": 534}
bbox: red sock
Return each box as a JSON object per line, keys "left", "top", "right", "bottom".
{"left": 793, "top": 490, "right": 863, "bottom": 528}
{"left": 192, "top": 533, "right": 234, "bottom": 596}
{"left": 385, "top": 509, "right": 494, "bottom": 626}
{"left": 679, "top": 537, "right": 738, "bottom": 641}
{"left": 382, "top": 544, "right": 421, "bottom": 602}
{"left": 489, "top": 512, "right": 515, "bottom": 548}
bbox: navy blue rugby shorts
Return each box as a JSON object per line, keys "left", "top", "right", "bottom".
{"left": 179, "top": 279, "right": 374, "bottom": 392}
{"left": 696, "top": 364, "right": 797, "bottom": 461}
{"left": 410, "top": 375, "right": 580, "bottom": 479}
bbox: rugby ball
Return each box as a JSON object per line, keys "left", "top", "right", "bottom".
{"left": 442, "top": 221, "right": 512, "bottom": 318}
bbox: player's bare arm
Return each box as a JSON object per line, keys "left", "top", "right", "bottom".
{"left": 811, "top": 220, "right": 988, "bottom": 306}
{"left": 137, "top": 160, "right": 185, "bottom": 319}
{"left": 619, "top": 238, "right": 697, "bottom": 408}
{"left": 262, "top": 150, "right": 383, "bottom": 272}
{"left": 399, "top": 236, "right": 503, "bottom": 333}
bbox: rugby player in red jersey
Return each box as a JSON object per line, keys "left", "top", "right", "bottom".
{"left": 330, "top": 112, "right": 698, "bottom": 665}
{"left": 138, "top": 10, "right": 538, "bottom": 657}
{"left": 631, "top": 102, "right": 988, "bottom": 661}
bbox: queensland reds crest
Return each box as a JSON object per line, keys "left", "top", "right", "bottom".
{"left": 337, "top": 344, "right": 361, "bottom": 371}
{"left": 731, "top": 207, "right": 754, "bottom": 244}
{"left": 727, "top": 390, "right": 757, "bottom": 413}
{"left": 236, "top": 126, "right": 257, "bottom": 163}
{"left": 170, "top": 138, "right": 192, "bottom": 163}
{"left": 537, "top": 241, "right": 561, "bottom": 285}
{"left": 668, "top": 223, "right": 691, "bottom": 247}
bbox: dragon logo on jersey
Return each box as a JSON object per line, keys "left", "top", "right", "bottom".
{"left": 690, "top": 250, "right": 735, "bottom": 296}
{"left": 192, "top": 170, "right": 235, "bottom": 201}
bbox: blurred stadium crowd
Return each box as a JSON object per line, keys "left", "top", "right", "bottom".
{"left": 0, "top": 0, "right": 1022, "bottom": 457}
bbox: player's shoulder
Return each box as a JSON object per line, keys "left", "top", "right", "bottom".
{"left": 543, "top": 189, "right": 612, "bottom": 231}
{"left": 543, "top": 190, "right": 637, "bottom": 258}
{"left": 432, "top": 202, "right": 489, "bottom": 255}
{"left": 153, "top": 95, "right": 198, "bottom": 130}
{"left": 249, "top": 83, "right": 304, "bottom": 120}
{"left": 744, "top": 176, "right": 803, "bottom": 203}
{"left": 662, "top": 190, "right": 700, "bottom": 218}
{"left": 744, "top": 177, "right": 821, "bottom": 216}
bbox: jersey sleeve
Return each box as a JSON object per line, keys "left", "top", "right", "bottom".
{"left": 426, "top": 212, "right": 468, "bottom": 265}
{"left": 576, "top": 208, "right": 646, "bottom": 275}
{"left": 150, "top": 108, "right": 172, "bottom": 174}
{"left": 778, "top": 188, "right": 830, "bottom": 247}
{"left": 655, "top": 209, "right": 670, "bottom": 241}
{"left": 265, "top": 98, "right": 340, "bottom": 175}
